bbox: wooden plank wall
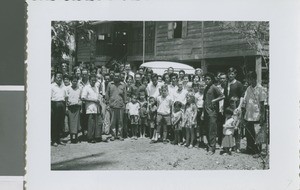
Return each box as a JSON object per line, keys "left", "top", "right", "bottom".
{"left": 77, "top": 39, "right": 91, "bottom": 63}
{"left": 151, "top": 21, "right": 258, "bottom": 61}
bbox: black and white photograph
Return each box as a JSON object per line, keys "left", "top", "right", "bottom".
{"left": 50, "top": 21, "right": 270, "bottom": 170}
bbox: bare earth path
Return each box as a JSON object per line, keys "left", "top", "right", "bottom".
{"left": 51, "top": 138, "right": 265, "bottom": 170}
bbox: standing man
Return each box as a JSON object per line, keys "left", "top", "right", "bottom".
{"left": 81, "top": 74, "right": 103, "bottom": 143}
{"left": 146, "top": 74, "right": 162, "bottom": 99}
{"left": 78, "top": 68, "right": 90, "bottom": 140}
{"left": 128, "top": 73, "right": 147, "bottom": 99}
{"left": 216, "top": 72, "right": 227, "bottom": 146}
{"left": 51, "top": 71, "right": 67, "bottom": 146}
{"left": 167, "top": 67, "right": 174, "bottom": 75}
{"left": 223, "top": 67, "right": 244, "bottom": 150}
{"left": 237, "top": 71, "right": 265, "bottom": 157}
{"left": 106, "top": 71, "right": 127, "bottom": 140}
{"left": 203, "top": 73, "right": 225, "bottom": 155}
{"left": 168, "top": 73, "right": 178, "bottom": 99}
{"left": 124, "top": 63, "right": 134, "bottom": 80}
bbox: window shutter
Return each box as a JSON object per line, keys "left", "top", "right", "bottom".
{"left": 182, "top": 21, "right": 188, "bottom": 38}
{"left": 167, "top": 22, "right": 174, "bottom": 39}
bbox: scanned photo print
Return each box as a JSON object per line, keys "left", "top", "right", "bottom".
{"left": 50, "top": 21, "right": 269, "bottom": 170}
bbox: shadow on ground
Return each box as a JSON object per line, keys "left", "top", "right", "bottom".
{"left": 51, "top": 152, "right": 118, "bottom": 170}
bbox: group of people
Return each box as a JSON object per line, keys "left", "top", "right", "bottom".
{"left": 51, "top": 62, "right": 268, "bottom": 157}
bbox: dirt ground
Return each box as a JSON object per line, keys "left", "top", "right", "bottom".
{"left": 51, "top": 137, "right": 268, "bottom": 170}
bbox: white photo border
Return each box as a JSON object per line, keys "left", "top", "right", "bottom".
{"left": 26, "top": 0, "right": 300, "bottom": 190}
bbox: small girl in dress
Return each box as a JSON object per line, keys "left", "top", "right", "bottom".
{"left": 220, "top": 108, "right": 237, "bottom": 155}
{"left": 126, "top": 94, "right": 140, "bottom": 140}
{"left": 172, "top": 101, "right": 183, "bottom": 145}
{"left": 183, "top": 93, "right": 198, "bottom": 148}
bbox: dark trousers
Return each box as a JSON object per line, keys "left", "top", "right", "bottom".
{"left": 110, "top": 108, "right": 124, "bottom": 138}
{"left": 51, "top": 101, "right": 66, "bottom": 143}
{"left": 87, "top": 114, "right": 102, "bottom": 141}
{"left": 80, "top": 103, "right": 88, "bottom": 133}
{"left": 205, "top": 112, "right": 218, "bottom": 152}
{"left": 123, "top": 113, "right": 128, "bottom": 138}
{"left": 174, "top": 129, "right": 181, "bottom": 144}
{"left": 186, "top": 128, "right": 195, "bottom": 146}
{"left": 217, "top": 112, "right": 225, "bottom": 146}
{"left": 197, "top": 108, "right": 205, "bottom": 137}
{"left": 245, "top": 121, "right": 259, "bottom": 154}
{"left": 131, "top": 124, "right": 138, "bottom": 137}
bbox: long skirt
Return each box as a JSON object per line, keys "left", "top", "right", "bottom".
{"left": 222, "top": 135, "right": 235, "bottom": 148}
{"left": 68, "top": 105, "right": 81, "bottom": 134}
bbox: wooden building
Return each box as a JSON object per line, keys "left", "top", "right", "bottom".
{"left": 77, "top": 21, "right": 269, "bottom": 82}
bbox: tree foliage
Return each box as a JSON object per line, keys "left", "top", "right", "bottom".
{"left": 51, "top": 21, "right": 94, "bottom": 64}
{"left": 219, "top": 21, "right": 269, "bottom": 76}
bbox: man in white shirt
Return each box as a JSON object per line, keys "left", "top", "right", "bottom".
{"left": 146, "top": 74, "right": 162, "bottom": 99}
{"left": 173, "top": 81, "right": 188, "bottom": 106}
{"left": 51, "top": 71, "right": 67, "bottom": 147}
{"left": 168, "top": 73, "right": 178, "bottom": 99}
{"left": 81, "top": 74, "right": 103, "bottom": 143}
{"left": 78, "top": 68, "right": 90, "bottom": 139}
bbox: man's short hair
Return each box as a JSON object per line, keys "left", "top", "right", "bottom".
{"left": 246, "top": 71, "right": 257, "bottom": 80}
{"left": 63, "top": 74, "right": 70, "bottom": 80}
{"left": 170, "top": 73, "right": 178, "bottom": 79}
{"left": 89, "top": 74, "right": 97, "bottom": 80}
{"left": 204, "top": 72, "right": 216, "bottom": 83}
{"left": 69, "top": 75, "right": 78, "bottom": 81}
{"left": 151, "top": 73, "right": 158, "bottom": 80}
{"left": 54, "top": 71, "right": 63, "bottom": 78}
{"left": 227, "top": 67, "right": 237, "bottom": 75}
{"left": 179, "top": 70, "right": 185, "bottom": 74}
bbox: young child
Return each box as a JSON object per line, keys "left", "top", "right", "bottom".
{"left": 183, "top": 94, "right": 198, "bottom": 148}
{"left": 172, "top": 101, "right": 183, "bottom": 145}
{"left": 155, "top": 85, "right": 173, "bottom": 144}
{"left": 139, "top": 91, "right": 148, "bottom": 138}
{"left": 220, "top": 108, "right": 237, "bottom": 155}
{"left": 126, "top": 94, "right": 140, "bottom": 140}
{"left": 66, "top": 75, "right": 82, "bottom": 143}
{"left": 195, "top": 82, "right": 207, "bottom": 148}
{"left": 148, "top": 96, "right": 158, "bottom": 142}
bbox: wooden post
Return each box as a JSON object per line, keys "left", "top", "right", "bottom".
{"left": 201, "top": 59, "right": 207, "bottom": 73}
{"left": 256, "top": 56, "right": 262, "bottom": 84}
{"left": 143, "top": 21, "right": 145, "bottom": 63}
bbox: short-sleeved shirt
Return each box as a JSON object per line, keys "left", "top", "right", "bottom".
{"left": 224, "top": 80, "right": 243, "bottom": 108}
{"left": 203, "top": 84, "right": 223, "bottom": 115}
{"left": 243, "top": 84, "right": 266, "bottom": 121}
{"left": 173, "top": 89, "right": 188, "bottom": 105}
{"left": 146, "top": 82, "right": 162, "bottom": 99}
{"left": 126, "top": 102, "right": 140, "bottom": 116}
{"left": 168, "top": 84, "right": 178, "bottom": 98}
{"left": 128, "top": 83, "right": 147, "bottom": 98}
{"left": 81, "top": 84, "right": 100, "bottom": 114}
{"left": 157, "top": 95, "right": 173, "bottom": 115}
{"left": 51, "top": 82, "right": 66, "bottom": 101}
{"left": 66, "top": 86, "right": 82, "bottom": 105}
{"left": 106, "top": 81, "right": 127, "bottom": 109}
{"left": 78, "top": 79, "right": 90, "bottom": 89}
{"left": 223, "top": 117, "right": 235, "bottom": 135}
{"left": 217, "top": 84, "right": 225, "bottom": 113}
